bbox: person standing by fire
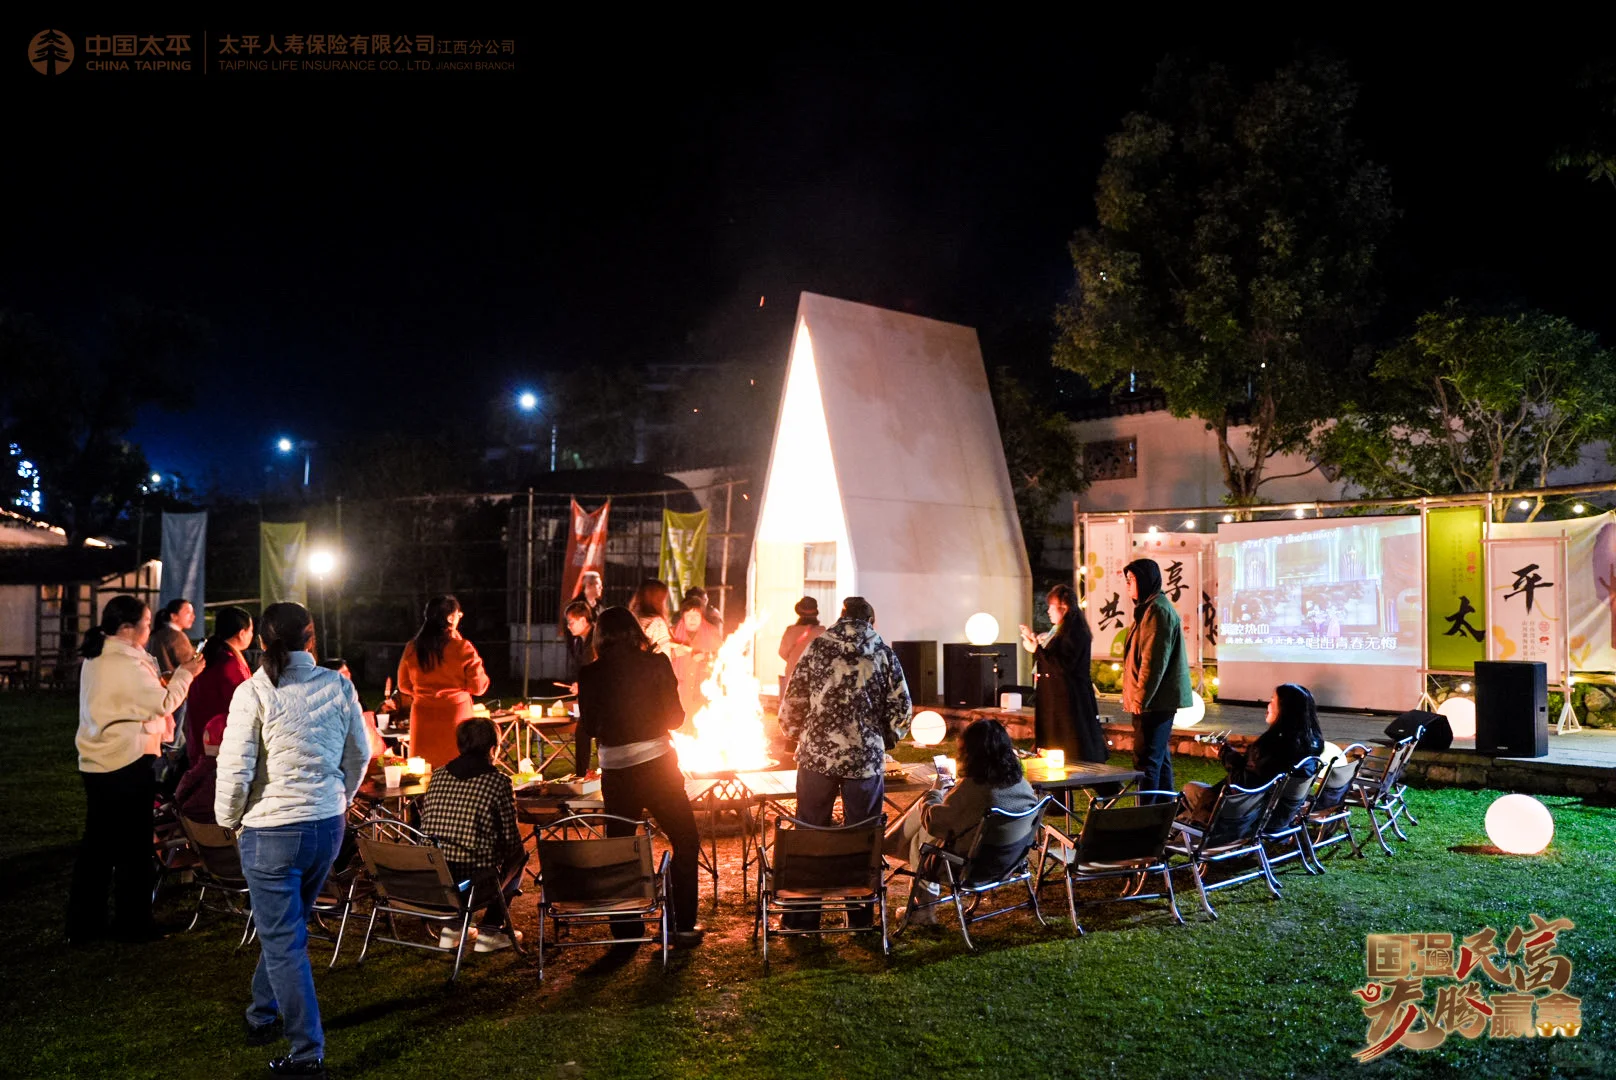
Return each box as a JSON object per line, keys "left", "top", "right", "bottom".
{"left": 779, "top": 596, "right": 911, "bottom": 929}
{"left": 671, "top": 594, "right": 722, "bottom": 723}
{"left": 397, "top": 595, "right": 490, "bottom": 768}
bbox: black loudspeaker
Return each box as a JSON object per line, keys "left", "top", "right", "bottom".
{"left": 943, "top": 643, "right": 1016, "bottom": 709}
{"left": 1385, "top": 709, "right": 1451, "bottom": 752}
{"left": 1474, "top": 661, "right": 1549, "bottom": 758}
{"left": 891, "top": 640, "right": 939, "bottom": 706}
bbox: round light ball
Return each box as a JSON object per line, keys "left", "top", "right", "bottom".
{"left": 1484, "top": 794, "right": 1554, "bottom": 855}
{"left": 965, "top": 612, "right": 999, "bottom": 646}
{"left": 1173, "top": 691, "right": 1206, "bottom": 728}
{"left": 911, "top": 710, "right": 947, "bottom": 747}
{"left": 1438, "top": 695, "right": 1476, "bottom": 740}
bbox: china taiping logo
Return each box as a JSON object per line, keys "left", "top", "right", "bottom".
{"left": 29, "top": 29, "right": 74, "bottom": 75}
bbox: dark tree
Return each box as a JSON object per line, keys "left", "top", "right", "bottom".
{"left": 1055, "top": 53, "right": 1394, "bottom": 506}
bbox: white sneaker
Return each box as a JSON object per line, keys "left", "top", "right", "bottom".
{"left": 474, "top": 928, "right": 523, "bottom": 953}
{"left": 439, "top": 926, "right": 472, "bottom": 949}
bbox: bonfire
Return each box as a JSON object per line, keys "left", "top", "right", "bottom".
{"left": 672, "top": 614, "right": 773, "bottom": 774}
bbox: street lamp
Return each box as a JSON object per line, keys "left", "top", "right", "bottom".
{"left": 276, "top": 437, "right": 316, "bottom": 487}
{"left": 309, "top": 548, "right": 338, "bottom": 653}
{"left": 515, "top": 390, "right": 556, "bottom": 471}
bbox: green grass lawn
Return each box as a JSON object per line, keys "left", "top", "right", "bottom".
{"left": 2, "top": 691, "right": 1612, "bottom": 1079}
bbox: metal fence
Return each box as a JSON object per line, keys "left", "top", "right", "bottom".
{"left": 197, "top": 478, "right": 753, "bottom": 687}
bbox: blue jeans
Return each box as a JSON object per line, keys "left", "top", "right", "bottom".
{"left": 787, "top": 770, "right": 885, "bottom": 929}
{"left": 1130, "top": 711, "right": 1176, "bottom": 800}
{"left": 240, "top": 815, "right": 345, "bottom": 1063}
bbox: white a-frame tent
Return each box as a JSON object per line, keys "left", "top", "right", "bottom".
{"left": 749, "top": 293, "right": 1031, "bottom": 697}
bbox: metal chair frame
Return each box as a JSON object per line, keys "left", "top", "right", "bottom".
{"left": 1166, "top": 775, "right": 1285, "bottom": 920}
{"left": 534, "top": 814, "right": 671, "bottom": 980}
{"left": 176, "top": 813, "right": 257, "bottom": 949}
{"left": 1305, "top": 745, "right": 1370, "bottom": 864}
{"left": 1258, "top": 756, "right": 1329, "bottom": 878}
{"left": 355, "top": 817, "right": 523, "bottom": 983}
{"left": 753, "top": 813, "right": 888, "bottom": 967}
{"left": 1039, "top": 790, "right": 1184, "bottom": 933}
{"left": 1344, "top": 731, "right": 1422, "bottom": 855}
{"left": 895, "top": 796, "right": 1059, "bottom": 950}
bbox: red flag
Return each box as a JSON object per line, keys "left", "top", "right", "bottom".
{"left": 559, "top": 498, "right": 610, "bottom": 631}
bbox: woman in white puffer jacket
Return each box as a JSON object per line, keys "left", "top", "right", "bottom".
{"left": 217, "top": 602, "right": 369, "bottom": 1080}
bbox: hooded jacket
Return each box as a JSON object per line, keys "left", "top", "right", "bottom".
{"left": 1121, "top": 558, "right": 1194, "bottom": 714}
{"left": 779, "top": 618, "right": 912, "bottom": 780}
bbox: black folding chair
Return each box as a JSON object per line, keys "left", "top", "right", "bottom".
{"left": 1344, "top": 732, "right": 1421, "bottom": 855}
{"left": 355, "top": 818, "right": 523, "bottom": 983}
{"left": 1166, "top": 776, "right": 1284, "bottom": 920}
{"left": 176, "top": 814, "right": 257, "bottom": 949}
{"left": 897, "top": 796, "right": 1059, "bottom": 950}
{"left": 754, "top": 813, "right": 887, "bottom": 967}
{"left": 1039, "top": 790, "right": 1183, "bottom": 933}
{"left": 534, "top": 814, "right": 670, "bottom": 980}
{"left": 1306, "top": 745, "right": 1369, "bottom": 865}
{"left": 1259, "top": 756, "right": 1328, "bottom": 878}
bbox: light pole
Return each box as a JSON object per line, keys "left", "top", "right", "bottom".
{"left": 309, "top": 548, "right": 337, "bottom": 653}
{"left": 516, "top": 391, "right": 556, "bottom": 471}
{"left": 276, "top": 437, "right": 317, "bottom": 487}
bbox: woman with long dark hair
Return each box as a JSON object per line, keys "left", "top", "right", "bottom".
{"left": 217, "top": 602, "right": 370, "bottom": 1078}
{"left": 397, "top": 595, "right": 490, "bottom": 767}
{"left": 1020, "top": 583, "right": 1107, "bottom": 764}
{"left": 629, "top": 579, "right": 678, "bottom": 658}
{"left": 575, "top": 606, "right": 705, "bottom": 947}
{"left": 1179, "top": 683, "right": 1324, "bottom": 823}
{"left": 67, "top": 595, "right": 206, "bottom": 943}
{"left": 183, "top": 605, "right": 254, "bottom": 767}
{"left": 886, "top": 717, "right": 1039, "bottom": 925}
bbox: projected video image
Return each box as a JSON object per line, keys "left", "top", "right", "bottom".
{"left": 1216, "top": 518, "right": 1422, "bottom": 666}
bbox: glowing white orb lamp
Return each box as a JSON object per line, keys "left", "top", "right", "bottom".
{"left": 1484, "top": 794, "right": 1554, "bottom": 855}
{"left": 1173, "top": 691, "right": 1206, "bottom": 728}
{"left": 911, "top": 710, "right": 947, "bottom": 747}
{"left": 965, "top": 612, "right": 999, "bottom": 647}
{"left": 1438, "top": 695, "right": 1477, "bottom": 740}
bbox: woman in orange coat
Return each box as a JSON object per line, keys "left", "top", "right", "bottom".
{"left": 397, "top": 595, "right": 490, "bottom": 767}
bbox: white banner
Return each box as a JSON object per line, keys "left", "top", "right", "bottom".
{"left": 1082, "top": 518, "right": 1131, "bottom": 660}
{"left": 1491, "top": 513, "right": 1616, "bottom": 672}
{"left": 1485, "top": 535, "right": 1566, "bottom": 685}
{"left": 1135, "top": 533, "right": 1214, "bottom": 662}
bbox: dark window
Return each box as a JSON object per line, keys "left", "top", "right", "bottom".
{"left": 1084, "top": 437, "right": 1137, "bottom": 481}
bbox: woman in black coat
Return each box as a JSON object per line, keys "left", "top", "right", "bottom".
{"left": 1179, "top": 683, "right": 1324, "bottom": 823}
{"left": 576, "top": 607, "right": 704, "bottom": 946}
{"left": 1020, "top": 584, "right": 1108, "bottom": 763}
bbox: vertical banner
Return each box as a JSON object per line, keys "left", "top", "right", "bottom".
{"left": 259, "top": 521, "right": 307, "bottom": 607}
{"left": 1426, "top": 505, "right": 1486, "bottom": 671}
{"left": 1083, "top": 518, "right": 1131, "bottom": 659}
{"left": 158, "top": 511, "right": 207, "bottom": 617}
{"left": 659, "top": 508, "right": 709, "bottom": 601}
{"left": 559, "top": 499, "right": 611, "bottom": 624}
{"left": 1486, "top": 536, "right": 1565, "bottom": 686}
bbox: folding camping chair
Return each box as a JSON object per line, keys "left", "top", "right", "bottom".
{"left": 1166, "top": 775, "right": 1284, "bottom": 920}
{"left": 1039, "top": 790, "right": 1183, "bottom": 933}
{"left": 176, "top": 814, "right": 257, "bottom": 948}
{"left": 754, "top": 814, "right": 887, "bottom": 966}
{"left": 533, "top": 814, "right": 670, "bottom": 980}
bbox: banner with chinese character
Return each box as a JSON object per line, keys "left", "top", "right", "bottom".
{"left": 559, "top": 499, "right": 610, "bottom": 627}
{"left": 1426, "top": 506, "right": 1486, "bottom": 672}
{"left": 158, "top": 511, "right": 207, "bottom": 619}
{"left": 1485, "top": 536, "right": 1565, "bottom": 685}
{"left": 1492, "top": 512, "right": 1616, "bottom": 673}
{"left": 259, "top": 521, "right": 307, "bottom": 607}
{"left": 1082, "top": 518, "right": 1131, "bottom": 659}
{"left": 658, "top": 508, "right": 707, "bottom": 602}
{"left": 1131, "top": 536, "right": 1208, "bottom": 662}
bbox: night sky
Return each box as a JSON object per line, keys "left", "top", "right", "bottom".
{"left": 9, "top": 21, "right": 1615, "bottom": 496}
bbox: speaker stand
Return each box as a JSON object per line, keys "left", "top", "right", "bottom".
{"left": 1557, "top": 698, "right": 1581, "bottom": 735}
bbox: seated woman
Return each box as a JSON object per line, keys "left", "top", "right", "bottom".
{"left": 173, "top": 715, "right": 227, "bottom": 824}
{"left": 1179, "top": 683, "right": 1323, "bottom": 825}
{"left": 419, "top": 717, "right": 527, "bottom": 952}
{"left": 886, "top": 717, "right": 1038, "bottom": 925}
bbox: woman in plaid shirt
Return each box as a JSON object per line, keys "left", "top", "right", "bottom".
{"left": 419, "top": 718, "right": 527, "bottom": 952}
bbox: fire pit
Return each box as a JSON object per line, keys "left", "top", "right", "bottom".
{"left": 673, "top": 614, "right": 777, "bottom": 775}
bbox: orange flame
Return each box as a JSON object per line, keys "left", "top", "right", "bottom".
{"left": 673, "top": 614, "right": 772, "bottom": 773}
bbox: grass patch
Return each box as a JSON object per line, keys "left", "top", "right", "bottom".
{"left": 1, "top": 692, "right": 1612, "bottom": 1078}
